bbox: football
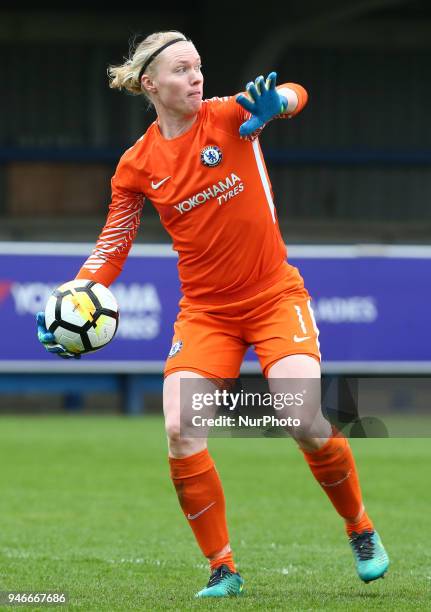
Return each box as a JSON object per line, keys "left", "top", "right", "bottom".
{"left": 44, "top": 279, "right": 119, "bottom": 355}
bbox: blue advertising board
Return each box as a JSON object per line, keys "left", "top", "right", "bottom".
{"left": 0, "top": 242, "right": 430, "bottom": 373}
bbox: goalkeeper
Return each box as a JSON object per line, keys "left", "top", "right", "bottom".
{"left": 37, "top": 30, "right": 389, "bottom": 598}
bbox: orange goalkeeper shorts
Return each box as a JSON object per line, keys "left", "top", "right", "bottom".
{"left": 164, "top": 264, "right": 321, "bottom": 380}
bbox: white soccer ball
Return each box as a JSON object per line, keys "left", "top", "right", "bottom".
{"left": 45, "top": 279, "right": 119, "bottom": 355}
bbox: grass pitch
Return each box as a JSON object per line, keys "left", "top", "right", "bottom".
{"left": 0, "top": 415, "right": 429, "bottom": 611}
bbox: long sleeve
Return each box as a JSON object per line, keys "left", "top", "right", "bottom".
{"left": 277, "top": 82, "right": 308, "bottom": 118}
{"left": 76, "top": 177, "right": 144, "bottom": 287}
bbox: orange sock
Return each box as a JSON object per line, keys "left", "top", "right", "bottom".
{"left": 301, "top": 435, "right": 374, "bottom": 536}
{"left": 345, "top": 510, "right": 373, "bottom": 537}
{"left": 209, "top": 551, "right": 235, "bottom": 573}
{"left": 169, "top": 448, "right": 236, "bottom": 572}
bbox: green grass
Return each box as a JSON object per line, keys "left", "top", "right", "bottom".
{"left": 0, "top": 415, "right": 430, "bottom": 611}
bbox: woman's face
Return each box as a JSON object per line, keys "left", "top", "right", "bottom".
{"left": 148, "top": 41, "right": 203, "bottom": 117}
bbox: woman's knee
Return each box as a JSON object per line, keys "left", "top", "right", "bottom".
{"left": 163, "top": 371, "right": 209, "bottom": 455}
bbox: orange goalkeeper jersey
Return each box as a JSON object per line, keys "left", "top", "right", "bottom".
{"left": 76, "top": 83, "right": 308, "bottom": 303}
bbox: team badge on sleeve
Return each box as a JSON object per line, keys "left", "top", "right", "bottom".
{"left": 168, "top": 340, "right": 183, "bottom": 358}
{"left": 200, "top": 145, "right": 222, "bottom": 167}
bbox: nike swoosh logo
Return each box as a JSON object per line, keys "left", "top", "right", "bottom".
{"left": 293, "top": 335, "right": 311, "bottom": 343}
{"left": 187, "top": 501, "right": 216, "bottom": 520}
{"left": 321, "top": 469, "right": 352, "bottom": 487}
{"left": 151, "top": 176, "right": 171, "bottom": 190}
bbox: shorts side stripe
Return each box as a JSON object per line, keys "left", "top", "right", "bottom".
{"left": 307, "top": 299, "right": 321, "bottom": 359}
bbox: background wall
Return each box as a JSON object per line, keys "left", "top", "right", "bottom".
{"left": 1, "top": 0, "right": 431, "bottom": 243}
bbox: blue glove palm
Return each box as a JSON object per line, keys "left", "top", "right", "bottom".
{"left": 236, "top": 72, "right": 287, "bottom": 137}
{"left": 36, "top": 312, "right": 80, "bottom": 359}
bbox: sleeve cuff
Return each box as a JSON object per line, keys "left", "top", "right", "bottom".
{"left": 75, "top": 260, "right": 122, "bottom": 287}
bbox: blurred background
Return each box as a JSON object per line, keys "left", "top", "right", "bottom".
{"left": 1, "top": 0, "right": 431, "bottom": 415}
{"left": 1, "top": 8, "right": 430, "bottom": 607}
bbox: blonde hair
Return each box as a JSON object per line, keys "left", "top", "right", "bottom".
{"left": 108, "top": 30, "right": 189, "bottom": 101}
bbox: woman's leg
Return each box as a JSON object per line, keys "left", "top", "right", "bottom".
{"left": 268, "top": 355, "right": 389, "bottom": 583}
{"left": 163, "top": 371, "right": 235, "bottom": 572}
{"left": 268, "top": 355, "right": 368, "bottom": 525}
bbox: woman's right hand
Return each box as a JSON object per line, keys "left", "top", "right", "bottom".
{"left": 36, "top": 312, "right": 81, "bottom": 359}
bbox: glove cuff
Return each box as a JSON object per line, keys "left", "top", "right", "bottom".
{"left": 239, "top": 108, "right": 286, "bottom": 142}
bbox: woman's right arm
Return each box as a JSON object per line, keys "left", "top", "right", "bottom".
{"left": 75, "top": 176, "right": 145, "bottom": 286}
{"left": 37, "top": 162, "right": 145, "bottom": 358}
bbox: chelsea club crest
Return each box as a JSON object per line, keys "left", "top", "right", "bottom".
{"left": 200, "top": 145, "right": 222, "bottom": 167}
{"left": 168, "top": 340, "right": 183, "bottom": 358}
